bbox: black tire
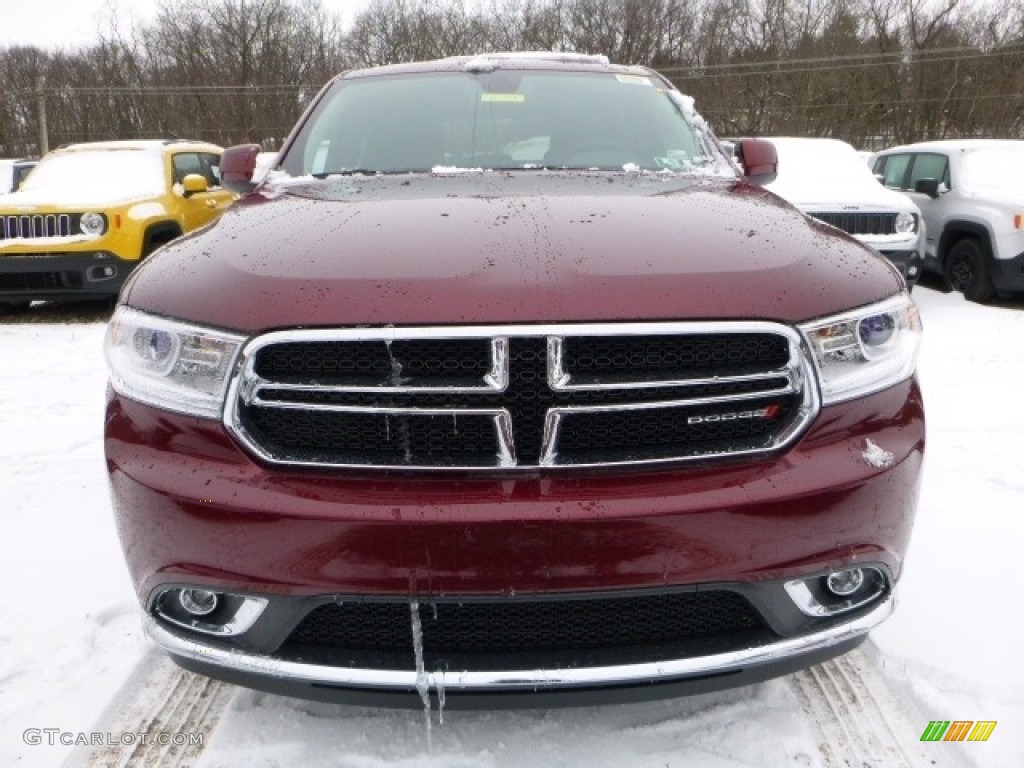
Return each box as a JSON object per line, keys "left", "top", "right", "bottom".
{"left": 945, "top": 238, "right": 995, "bottom": 303}
{"left": 142, "top": 224, "right": 182, "bottom": 258}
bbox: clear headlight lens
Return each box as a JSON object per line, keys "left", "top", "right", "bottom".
{"left": 799, "top": 294, "right": 921, "bottom": 404}
{"left": 894, "top": 211, "right": 916, "bottom": 234}
{"left": 80, "top": 212, "right": 106, "bottom": 236}
{"left": 105, "top": 306, "right": 246, "bottom": 418}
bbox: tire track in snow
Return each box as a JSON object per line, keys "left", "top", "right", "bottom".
{"left": 791, "top": 644, "right": 968, "bottom": 768}
{"left": 66, "top": 651, "right": 233, "bottom": 768}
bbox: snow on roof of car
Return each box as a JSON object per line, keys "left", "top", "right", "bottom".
{"left": 763, "top": 136, "right": 916, "bottom": 210}
{"left": 10, "top": 145, "right": 168, "bottom": 207}
{"left": 877, "top": 138, "right": 1024, "bottom": 154}
{"left": 766, "top": 137, "right": 879, "bottom": 185}
{"left": 343, "top": 51, "right": 651, "bottom": 81}
{"left": 461, "top": 51, "right": 611, "bottom": 72}
{"left": 57, "top": 139, "right": 221, "bottom": 153}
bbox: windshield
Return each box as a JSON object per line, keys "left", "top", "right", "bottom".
{"left": 281, "top": 70, "right": 730, "bottom": 176}
{"left": 22, "top": 149, "right": 166, "bottom": 200}
{"left": 959, "top": 148, "right": 1024, "bottom": 193}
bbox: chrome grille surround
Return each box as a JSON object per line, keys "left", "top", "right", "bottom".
{"left": 223, "top": 322, "right": 820, "bottom": 471}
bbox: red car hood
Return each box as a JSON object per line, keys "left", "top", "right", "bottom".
{"left": 123, "top": 172, "right": 902, "bottom": 332}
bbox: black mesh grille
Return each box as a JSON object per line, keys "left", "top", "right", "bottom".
{"left": 811, "top": 212, "right": 897, "bottom": 236}
{"left": 246, "top": 409, "right": 498, "bottom": 465}
{"left": 0, "top": 270, "right": 82, "bottom": 292}
{"left": 0, "top": 214, "right": 78, "bottom": 239}
{"left": 278, "top": 590, "right": 770, "bottom": 669}
{"left": 563, "top": 334, "right": 789, "bottom": 381}
{"left": 556, "top": 397, "right": 797, "bottom": 463}
{"left": 254, "top": 338, "right": 493, "bottom": 387}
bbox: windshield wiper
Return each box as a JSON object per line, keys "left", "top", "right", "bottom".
{"left": 311, "top": 169, "right": 385, "bottom": 178}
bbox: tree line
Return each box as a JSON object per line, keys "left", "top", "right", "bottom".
{"left": 1, "top": 0, "right": 1022, "bottom": 158}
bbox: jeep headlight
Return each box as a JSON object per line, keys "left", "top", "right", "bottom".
{"left": 80, "top": 212, "right": 106, "bottom": 236}
{"left": 799, "top": 294, "right": 921, "bottom": 404}
{"left": 894, "top": 212, "right": 916, "bottom": 234}
{"left": 105, "top": 307, "right": 246, "bottom": 418}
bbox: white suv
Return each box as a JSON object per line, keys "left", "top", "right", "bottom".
{"left": 872, "top": 140, "right": 1024, "bottom": 302}
{"left": 764, "top": 138, "right": 925, "bottom": 289}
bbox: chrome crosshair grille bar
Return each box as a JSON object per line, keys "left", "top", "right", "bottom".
{"left": 223, "top": 322, "right": 820, "bottom": 470}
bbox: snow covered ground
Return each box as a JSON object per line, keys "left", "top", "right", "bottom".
{"left": 1, "top": 284, "right": 1022, "bottom": 767}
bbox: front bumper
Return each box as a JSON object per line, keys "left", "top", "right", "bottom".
{"left": 106, "top": 377, "right": 924, "bottom": 701}
{"left": 991, "top": 250, "right": 1024, "bottom": 292}
{"left": 0, "top": 251, "right": 134, "bottom": 301}
{"left": 876, "top": 249, "right": 924, "bottom": 288}
{"left": 150, "top": 597, "right": 891, "bottom": 707}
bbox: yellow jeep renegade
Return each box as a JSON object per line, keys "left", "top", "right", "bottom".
{"left": 0, "top": 139, "right": 234, "bottom": 312}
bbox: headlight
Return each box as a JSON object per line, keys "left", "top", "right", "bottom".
{"left": 894, "top": 212, "right": 916, "bottom": 234}
{"left": 799, "top": 294, "right": 921, "bottom": 404}
{"left": 80, "top": 212, "right": 106, "bottom": 236}
{"left": 105, "top": 307, "right": 246, "bottom": 418}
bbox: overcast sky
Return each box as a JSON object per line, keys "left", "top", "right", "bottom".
{"left": 0, "top": 0, "right": 373, "bottom": 50}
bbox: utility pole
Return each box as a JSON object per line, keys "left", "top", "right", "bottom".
{"left": 36, "top": 77, "right": 49, "bottom": 156}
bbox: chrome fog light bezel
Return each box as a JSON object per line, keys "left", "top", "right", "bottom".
{"left": 153, "top": 587, "right": 268, "bottom": 637}
{"left": 785, "top": 566, "right": 888, "bottom": 617}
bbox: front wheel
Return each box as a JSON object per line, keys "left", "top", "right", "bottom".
{"left": 945, "top": 238, "right": 995, "bottom": 303}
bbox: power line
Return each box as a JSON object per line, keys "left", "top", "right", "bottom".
{"left": 699, "top": 92, "right": 1024, "bottom": 115}
{"left": 656, "top": 41, "right": 1024, "bottom": 75}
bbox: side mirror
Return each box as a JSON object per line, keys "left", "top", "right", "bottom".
{"left": 220, "top": 144, "right": 261, "bottom": 194}
{"left": 874, "top": 173, "right": 886, "bottom": 185}
{"left": 181, "top": 173, "right": 209, "bottom": 197}
{"left": 735, "top": 138, "right": 778, "bottom": 185}
{"left": 914, "top": 178, "right": 941, "bottom": 199}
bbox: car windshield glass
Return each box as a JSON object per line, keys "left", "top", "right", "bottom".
{"left": 282, "top": 70, "right": 730, "bottom": 176}
{"left": 21, "top": 149, "right": 166, "bottom": 201}
{"left": 959, "top": 148, "right": 1024, "bottom": 192}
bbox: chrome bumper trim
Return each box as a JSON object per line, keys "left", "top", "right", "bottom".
{"left": 146, "top": 595, "right": 893, "bottom": 692}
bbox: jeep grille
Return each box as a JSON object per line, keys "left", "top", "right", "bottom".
{"left": 810, "top": 212, "right": 898, "bottom": 236}
{"left": 225, "top": 323, "right": 817, "bottom": 470}
{"left": 0, "top": 214, "right": 76, "bottom": 240}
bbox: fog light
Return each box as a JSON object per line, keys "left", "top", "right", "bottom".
{"left": 154, "top": 588, "right": 267, "bottom": 636}
{"left": 785, "top": 565, "right": 888, "bottom": 617}
{"left": 826, "top": 568, "right": 864, "bottom": 596}
{"left": 179, "top": 588, "right": 219, "bottom": 616}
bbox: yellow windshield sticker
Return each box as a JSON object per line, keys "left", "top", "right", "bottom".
{"left": 616, "top": 74, "right": 653, "bottom": 86}
{"left": 481, "top": 93, "right": 526, "bottom": 103}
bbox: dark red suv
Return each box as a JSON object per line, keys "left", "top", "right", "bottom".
{"left": 104, "top": 53, "right": 924, "bottom": 707}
